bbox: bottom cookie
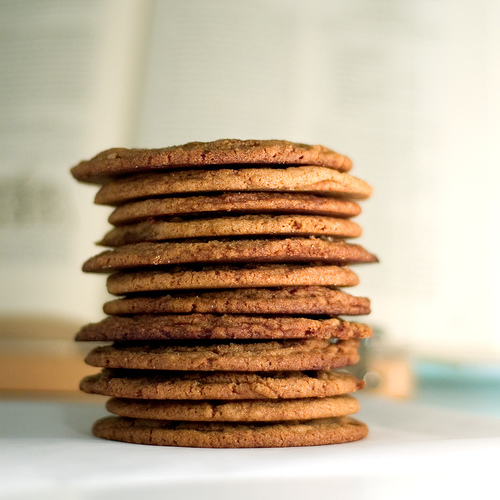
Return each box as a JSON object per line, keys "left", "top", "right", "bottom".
{"left": 92, "top": 416, "right": 368, "bottom": 448}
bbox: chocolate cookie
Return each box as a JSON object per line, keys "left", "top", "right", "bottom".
{"left": 105, "top": 395, "right": 360, "bottom": 421}
{"left": 94, "top": 167, "right": 373, "bottom": 205}
{"left": 106, "top": 264, "right": 359, "bottom": 295}
{"left": 84, "top": 239, "right": 377, "bottom": 273}
{"left": 91, "top": 416, "right": 368, "bottom": 447}
{"left": 103, "top": 286, "right": 370, "bottom": 316}
{"left": 108, "top": 193, "right": 362, "bottom": 226}
{"left": 75, "top": 314, "right": 372, "bottom": 341}
{"left": 84, "top": 338, "right": 360, "bottom": 371}
{"left": 80, "top": 369, "right": 364, "bottom": 400}
{"left": 71, "top": 139, "right": 352, "bottom": 184}
{"left": 99, "top": 215, "right": 362, "bottom": 247}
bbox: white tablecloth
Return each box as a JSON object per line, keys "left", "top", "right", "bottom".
{"left": 2, "top": 394, "right": 500, "bottom": 500}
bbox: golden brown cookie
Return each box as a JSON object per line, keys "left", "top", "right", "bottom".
{"left": 105, "top": 395, "right": 360, "bottom": 421}
{"left": 94, "top": 167, "right": 373, "bottom": 206}
{"left": 80, "top": 369, "right": 364, "bottom": 400}
{"left": 108, "top": 193, "right": 362, "bottom": 226}
{"left": 71, "top": 139, "right": 375, "bottom": 450}
{"left": 99, "top": 215, "right": 362, "bottom": 247}
{"left": 103, "top": 286, "right": 370, "bottom": 316}
{"left": 91, "top": 416, "right": 368, "bottom": 447}
{"left": 106, "top": 264, "right": 359, "bottom": 295}
{"left": 84, "top": 338, "right": 359, "bottom": 371}
{"left": 71, "top": 139, "right": 352, "bottom": 184}
{"left": 75, "top": 314, "right": 372, "bottom": 342}
{"left": 84, "top": 239, "right": 377, "bottom": 273}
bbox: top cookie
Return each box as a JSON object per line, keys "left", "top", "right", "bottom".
{"left": 71, "top": 139, "right": 352, "bottom": 184}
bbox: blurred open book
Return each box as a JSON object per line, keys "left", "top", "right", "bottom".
{"left": 1, "top": 0, "right": 499, "bottom": 395}
{"left": 0, "top": 0, "right": 150, "bottom": 392}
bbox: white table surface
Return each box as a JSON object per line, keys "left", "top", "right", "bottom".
{"left": 2, "top": 394, "right": 500, "bottom": 500}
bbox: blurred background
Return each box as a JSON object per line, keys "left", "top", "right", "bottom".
{"left": 1, "top": 0, "right": 499, "bottom": 414}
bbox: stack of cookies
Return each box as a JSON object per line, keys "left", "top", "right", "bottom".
{"left": 71, "top": 139, "right": 377, "bottom": 448}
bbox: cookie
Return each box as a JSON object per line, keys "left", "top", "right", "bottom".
{"left": 75, "top": 314, "right": 372, "bottom": 341}
{"left": 108, "top": 193, "right": 362, "bottom": 226}
{"left": 106, "top": 264, "right": 359, "bottom": 295}
{"left": 103, "top": 286, "right": 370, "bottom": 316}
{"left": 91, "top": 416, "right": 368, "bottom": 447}
{"left": 80, "top": 369, "right": 364, "bottom": 400}
{"left": 105, "top": 394, "right": 360, "bottom": 421}
{"left": 84, "top": 338, "right": 360, "bottom": 371}
{"left": 71, "top": 139, "right": 352, "bottom": 184}
{"left": 94, "top": 167, "right": 373, "bottom": 205}
{"left": 72, "top": 139, "right": 375, "bottom": 449}
{"left": 84, "top": 239, "right": 377, "bottom": 273}
{"left": 99, "top": 215, "right": 362, "bottom": 247}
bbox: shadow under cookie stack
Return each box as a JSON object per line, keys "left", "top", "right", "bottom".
{"left": 71, "top": 139, "right": 378, "bottom": 448}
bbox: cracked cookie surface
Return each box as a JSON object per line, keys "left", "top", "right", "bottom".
{"left": 94, "top": 166, "right": 372, "bottom": 205}
{"left": 84, "top": 338, "right": 360, "bottom": 371}
{"left": 105, "top": 394, "right": 360, "bottom": 421}
{"left": 103, "top": 286, "right": 370, "bottom": 316}
{"left": 91, "top": 415, "right": 368, "bottom": 447}
{"left": 71, "top": 139, "right": 353, "bottom": 184}
{"left": 80, "top": 369, "right": 364, "bottom": 400}
{"left": 75, "top": 314, "right": 372, "bottom": 341}
{"left": 84, "top": 238, "right": 377, "bottom": 272}
{"left": 106, "top": 263, "right": 359, "bottom": 294}
{"left": 108, "top": 193, "right": 361, "bottom": 225}
{"left": 99, "top": 215, "right": 362, "bottom": 246}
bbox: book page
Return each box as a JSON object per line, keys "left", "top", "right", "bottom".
{"left": 0, "top": 0, "right": 151, "bottom": 332}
